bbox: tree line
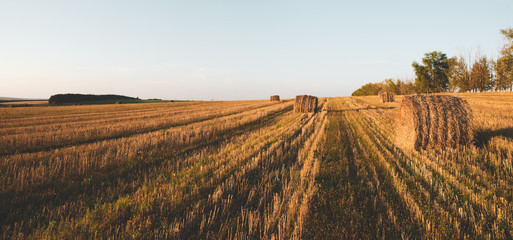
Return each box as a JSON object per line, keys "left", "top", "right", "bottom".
{"left": 49, "top": 94, "right": 138, "bottom": 104}
{"left": 352, "top": 28, "right": 513, "bottom": 96}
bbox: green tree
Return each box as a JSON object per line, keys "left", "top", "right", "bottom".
{"left": 412, "top": 51, "right": 451, "bottom": 93}
{"left": 352, "top": 79, "right": 417, "bottom": 96}
{"left": 383, "top": 78, "right": 399, "bottom": 94}
{"left": 400, "top": 81, "right": 417, "bottom": 95}
{"left": 447, "top": 56, "right": 458, "bottom": 92}
{"left": 448, "top": 56, "right": 471, "bottom": 92}
{"left": 496, "top": 57, "right": 513, "bottom": 91}
{"left": 351, "top": 82, "right": 384, "bottom": 96}
{"left": 496, "top": 28, "right": 513, "bottom": 91}
{"left": 470, "top": 57, "right": 494, "bottom": 92}
{"left": 384, "top": 78, "right": 418, "bottom": 95}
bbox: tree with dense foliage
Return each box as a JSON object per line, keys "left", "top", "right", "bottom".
{"left": 398, "top": 80, "right": 417, "bottom": 95}
{"left": 351, "top": 82, "right": 383, "bottom": 96}
{"left": 49, "top": 94, "right": 138, "bottom": 104}
{"left": 351, "top": 79, "right": 416, "bottom": 96}
{"left": 382, "top": 78, "right": 398, "bottom": 93}
{"left": 447, "top": 56, "right": 470, "bottom": 92}
{"left": 412, "top": 51, "right": 451, "bottom": 93}
{"left": 470, "top": 57, "right": 494, "bottom": 92}
{"left": 495, "top": 58, "right": 512, "bottom": 91}
{"left": 447, "top": 57, "right": 458, "bottom": 92}
{"left": 496, "top": 28, "right": 513, "bottom": 91}
{"left": 383, "top": 78, "right": 417, "bottom": 95}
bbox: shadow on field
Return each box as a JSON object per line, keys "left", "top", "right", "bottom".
{"left": 475, "top": 127, "right": 513, "bottom": 147}
{"left": 328, "top": 106, "right": 396, "bottom": 113}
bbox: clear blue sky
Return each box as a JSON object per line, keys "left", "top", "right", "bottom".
{"left": 1, "top": 0, "right": 512, "bottom": 100}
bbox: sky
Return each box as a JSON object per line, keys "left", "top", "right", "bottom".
{"left": 1, "top": 0, "right": 512, "bottom": 100}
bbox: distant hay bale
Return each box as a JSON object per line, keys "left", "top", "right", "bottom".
{"left": 384, "top": 92, "right": 394, "bottom": 102}
{"left": 396, "top": 95, "right": 473, "bottom": 151}
{"left": 169, "top": 100, "right": 174, "bottom": 102}
{"left": 294, "top": 95, "right": 318, "bottom": 113}
{"left": 116, "top": 101, "right": 122, "bottom": 104}
{"left": 379, "top": 91, "right": 394, "bottom": 103}
{"left": 270, "top": 95, "right": 280, "bottom": 101}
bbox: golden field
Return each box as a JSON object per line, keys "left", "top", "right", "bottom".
{"left": 1, "top": 92, "right": 513, "bottom": 239}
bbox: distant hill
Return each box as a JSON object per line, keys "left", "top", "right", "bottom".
{"left": 48, "top": 94, "right": 139, "bottom": 105}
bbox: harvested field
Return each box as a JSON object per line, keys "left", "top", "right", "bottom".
{"left": 0, "top": 99, "right": 327, "bottom": 239}
{"left": 2, "top": 92, "right": 513, "bottom": 239}
{"left": 304, "top": 93, "right": 513, "bottom": 239}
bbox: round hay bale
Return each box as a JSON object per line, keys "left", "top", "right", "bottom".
{"left": 116, "top": 101, "right": 122, "bottom": 104}
{"left": 379, "top": 91, "right": 394, "bottom": 103}
{"left": 294, "top": 95, "right": 318, "bottom": 113}
{"left": 396, "top": 95, "right": 473, "bottom": 151}
{"left": 270, "top": 95, "right": 280, "bottom": 101}
{"left": 388, "top": 92, "right": 394, "bottom": 102}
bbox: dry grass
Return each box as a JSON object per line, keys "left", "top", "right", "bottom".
{"left": 304, "top": 92, "right": 513, "bottom": 239}
{"left": 0, "top": 98, "right": 326, "bottom": 239}
{"left": 294, "top": 95, "right": 318, "bottom": 113}
{"left": 2, "top": 92, "right": 513, "bottom": 239}
{"left": 396, "top": 95, "right": 474, "bottom": 151}
{"left": 0, "top": 100, "right": 275, "bottom": 155}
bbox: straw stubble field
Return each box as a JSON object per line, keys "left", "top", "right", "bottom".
{"left": 304, "top": 93, "right": 513, "bottom": 239}
{"left": 1, "top": 93, "right": 513, "bottom": 239}
{"left": 0, "top": 99, "right": 327, "bottom": 239}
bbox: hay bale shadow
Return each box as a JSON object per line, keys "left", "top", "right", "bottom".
{"left": 475, "top": 127, "right": 513, "bottom": 148}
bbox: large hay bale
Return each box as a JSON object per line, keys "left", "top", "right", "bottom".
{"left": 379, "top": 91, "right": 394, "bottom": 103}
{"left": 294, "top": 95, "right": 318, "bottom": 113}
{"left": 270, "top": 95, "right": 280, "bottom": 101}
{"left": 396, "top": 95, "right": 473, "bottom": 151}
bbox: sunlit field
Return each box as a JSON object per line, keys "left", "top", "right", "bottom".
{"left": 1, "top": 93, "right": 513, "bottom": 239}
{"left": 0, "top": 99, "right": 327, "bottom": 239}
{"left": 304, "top": 92, "right": 513, "bottom": 239}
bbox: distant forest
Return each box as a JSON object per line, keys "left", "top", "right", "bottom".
{"left": 353, "top": 28, "right": 513, "bottom": 96}
{"left": 48, "top": 94, "right": 138, "bottom": 104}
